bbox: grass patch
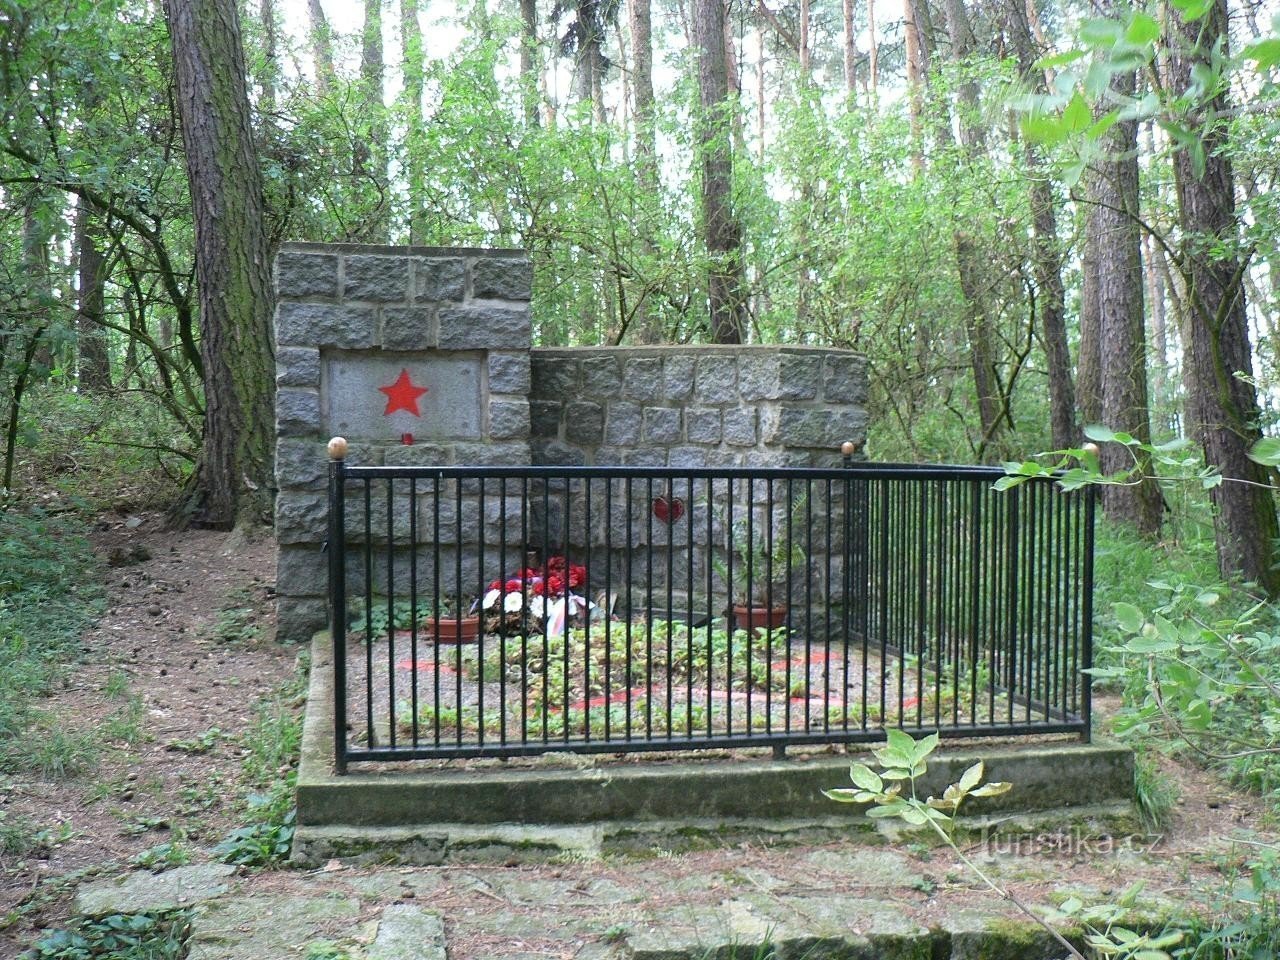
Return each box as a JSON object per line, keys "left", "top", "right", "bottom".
{"left": 0, "top": 507, "right": 104, "bottom": 778}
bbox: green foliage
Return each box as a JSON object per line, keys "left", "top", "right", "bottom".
{"left": 21, "top": 911, "right": 190, "bottom": 960}
{"left": 212, "top": 805, "right": 296, "bottom": 868}
{"left": 1132, "top": 755, "right": 1179, "bottom": 832}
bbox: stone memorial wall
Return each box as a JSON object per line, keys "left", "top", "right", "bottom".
{"left": 273, "top": 243, "right": 869, "bottom": 643}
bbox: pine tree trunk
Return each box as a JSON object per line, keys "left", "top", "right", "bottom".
{"left": 401, "top": 0, "right": 426, "bottom": 244}
{"left": 1005, "top": 0, "right": 1074, "bottom": 450}
{"left": 519, "top": 0, "right": 540, "bottom": 127}
{"left": 164, "top": 0, "right": 275, "bottom": 529}
{"left": 1092, "top": 70, "right": 1162, "bottom": 535}
{"left": 307, "top": 0, "right": 335, "bottom": 94}
{"left": 1078, "top": 190, "right": 1102, "bottom": 429}
{"left": 867, "top": 0, "right": 878, "bottom": 94}
{"left": 358, "top": 0, "right": 389, "bottom": 241}
{"left": 259, "top": 0, "right": 278, "bottom": 114}
{"left": 693, "top": 0, "right": 745, "bottom": 343}
{"left": 75, "top": 199, "right": 111, "bottom": 391}
{"left": 1170, "top": 0, "right": 1279, "bottom": 592}
{"left": 842, "top": 0, "right": 857, "bottom": 98}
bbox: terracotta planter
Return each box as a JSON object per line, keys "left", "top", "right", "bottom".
{"left": 731, "top": 604, "right": 788, "bottom": 633}
{"left": 425, "top": 615, "right": 481, "bottom": 644}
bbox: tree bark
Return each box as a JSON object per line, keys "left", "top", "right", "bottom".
{"left": 799, "top": 0, "right": 811, "bottom": 76}
{"left": 307, "top": 0, "right": 335, "bottom": 95}
{"left": 164, "top": 0, "right": 275, "bottom": 529}
{"left": 358, "top": 0, "right": 389, "bottom": 241}
{"left": 259, "top": 0, "right": 278, "bottom": 114}
{"left": 1005, "top": 0, "right": 1074, "bottom": 450}
{"left": 519, "top": 0, "right": 540, "bottom": 127}
{"left": 1090, "top": 69, "right": 1162, "bottom": 535}
{"left": 1078, "top": 187, "right": 1102, "bottom": 429}
{"left": 842, "top": 0, "right": 857, "bottom": 98}
{"left": 867, "top": 0, "right": 878, "bottom": 94}
{"left": 401, "top": 0, "right": 426, "bottom": 243}
{"left": 1170, "top": 0, "right": 1279, "bottom": 592}
{"left": 75, "top": 198, "right": 111, "bottom": 391}
{"left": 693, "top": 0, "right": 745, "bottom": 343}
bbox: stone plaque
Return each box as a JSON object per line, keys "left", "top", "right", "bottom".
{"left": 323, "top": 351, "right": 483, "bottom": 441}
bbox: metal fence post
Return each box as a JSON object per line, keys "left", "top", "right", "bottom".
{"left": 327, "top": 436, "right": 349, "bottom": 775}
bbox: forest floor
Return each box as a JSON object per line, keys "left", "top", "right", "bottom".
{"left": 1, "top": 514, "right": 1276, "bottom": 956}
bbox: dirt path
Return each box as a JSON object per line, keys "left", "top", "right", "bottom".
{"left": 0, "top": 512, "right": 295, "bottom": 951}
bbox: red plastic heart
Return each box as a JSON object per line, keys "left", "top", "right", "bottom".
{"left": 652, "top": 495, "right": 685, "bottom": 525}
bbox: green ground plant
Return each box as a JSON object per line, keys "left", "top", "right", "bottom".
{"left": 20, "top": 911, "right": 190, "bottom": 960}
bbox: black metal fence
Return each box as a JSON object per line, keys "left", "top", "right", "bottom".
{"left": 326, "top": 455, "right": 1094, "bottom": 770}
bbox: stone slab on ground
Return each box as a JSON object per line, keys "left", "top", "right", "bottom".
{"left": 74, "top": 864, "right": 237, "bottom": 917}
{"left": 185, "top": 893, "right": 362, "bottom": 960}
{"left": 367, "top": 904, "right": 445, "bottom": 960}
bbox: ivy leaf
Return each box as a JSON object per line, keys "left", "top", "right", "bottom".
{"left": 1247, "top": 437, "right": 1280, "bottom": 466}
{"left": 1243, "top": 38, "right": 1280, "bottom": 71}
{"left": 1063, "top": 92, "right": 1092, "bottom": 132}
{"left": 1125, "top": 11, "right": 1161, "bottom": 45}
{"left": 1080, "top": 17, "right": 1124, "bottom": 47}
{"left": 1035, "top": 49, "right": 1087, "bottom": 70}
{"left": 1113, "top": 602, "right": 1145, "bottom": 633}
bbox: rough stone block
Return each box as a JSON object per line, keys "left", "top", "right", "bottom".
{"left": 276, "top": 490, "right": 328, "bottom": 544}
{"left": 685, "top": 407, "right": 722, "bottom": 444}
{"left": 381, "top": 307, "right": 437, "bottom": 350}
{"left": 782, "top": 407, "right": 865, "bottom": 449}
{"left": 564, "top": 401, "right": 605, "bottom": 445}
{"left": 488, "top": 352, "right": 531, "bottom": 395}
{"left": 738, "top": 353, "right": 781, "bottom": 401}
{"left": 621, "top": 448, "right": 666, "bottom": 467}
{"left": 723, "top": 408, "right": 758, "bottom": 446}
{"left": 532, "top": 438, "right": 587, "bottom": 466}
{"left": 777, "top": 353, "right": 822, "bottom": 399}
{"left": 343, "top": 255, "right": 411, "bottom": 302}
{"left": 413, "top": 257, "right": 466, "bottom": 302}
{"left": 663, "top": 354, "right": 696, "bottom": 400}
{"left": 275, "top": 252, "right": 338, "bottom": 298}
{"left": 581, "top": 356, "right": 622, "bottom": 397}
{"left": 383, "top": 443, "right": 454, "bottom": 466}
{"left": 824, "top": 353, "right": 868, "bottom": 404}
{"left": 529, "top": 400, "right": 562, "bottom": 437}
{"left": 695, "top": 356, "right": 738, "bottom": 404}
{"left": 643, "top": 406, "right": 682, "bottom": 444}
{"left": 276, "top": 302, "right": 376, "bottom": 349}
{"left": 621, "top": 357, "right": 664, "bottom": 401}
{"left": 276, "top": 346, "right": 321, "bottom": 388}
{"left": 490, "top": 399, "right": 530, "bottom": 440}
{"left": 452, "top": 441, "right": 530, "bottom": 466}
{"left": 530, "top": 356, "right": 581, "bottom": 398}
{"left": 276, "top": 389, "right": 321, "bottom": 437}
{"left": 472, "top": 257, "right": 532, "bottom": 301}
{"left": 667, "top": 445, "right": 709, "bottom": 469}
{"left": 275, "top": 440, "right": 327, "bottom": 490}
{"left": 438, "top": 305, "right": 530, "bottom": 350}
{"left": 277, "top": 544, "right": 329, "bottom": 597}
{"left": 276, "top": 595, "right": 328, "bottom": 645}
{"left": 605, "top": 401, "right": 642, "bottom": 445}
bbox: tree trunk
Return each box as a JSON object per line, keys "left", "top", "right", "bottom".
{"left": 307, "top": 0, "right": 335, "bottom": 95}
{"left": 1170, "top": 0, "right": 1279, "bottom": 592}
{"left": 164, "top": 0, "right": 275, "bottom": 529}
{"left": 842, "top": 0, "right": 857, "bottom": 98}
{"left": 867, "top": 0, "right": 878, "bottom": 94}
{"left": 75, "top": 199, "right": 111, "bottom": 391}
{"left": 799, "top": 0, "right": 811, "bottom": 76}
{"left": 1005, "top": 0, "right": 1074, "bottom": 450}
{"left": 693, "top": 0, "right": 745, "bottom": 343}
{"left": 1078, "top": 189, "right": 1102, "bottom": 429}
{"left": 902, "top": 0, "right": 925, "bottom": 170}
{"left": 1090, "top": 70, "right": 1162, "bottom": 535}
{"left": 519, "top": 0, "right": 540, "bottom": 127}
{"left": 401, "top": 0, "right": 426, "bottom": 243}
{"left": 259, "top": 0, "right": 278, "bottom": 114}
{"left": 358, "top": 0, "right": 389, "bottom": 241}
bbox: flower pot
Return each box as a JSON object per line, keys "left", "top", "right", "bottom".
{"left": 425, "top": 615, "right": 481, "bottom": 644}
{"left": 731, "top": 604, "right": 788, "bottom": 633}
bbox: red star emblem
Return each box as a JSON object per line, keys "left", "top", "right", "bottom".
{"left": 378, "top": 368, "right": 429, "bottom": 417}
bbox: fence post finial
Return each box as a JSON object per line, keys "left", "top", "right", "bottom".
{"left": 328, "top": 436, "right": 349, "bottom": 461}
{"left": 1082, "top": 442, "right": 1100, "bottom": 459}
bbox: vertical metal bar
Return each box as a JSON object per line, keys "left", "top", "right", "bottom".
{"left": 785, "top": 477, "right": 794, "bottom": 735}
{"left": 726, "top": 477, "right": 735, "bottom": 737}
{"left": 521, "top": 474, "right": 530, "bottom": 745}
{"left": 432, "top": 475, "right": 441, "bottom": 748}
{"left": 878, "top": 480, "right": 889, "bottom": 728}
{"left": 386, "top": 478, "right": 396, "bottom": 749}
{"left": 477, "top": 478, "right": 487, "bottom": 747}
{"left": 686, "top": 474, "right": 695, "bottom": 740}
{"left": 542, "top": 477, "right": 551, "bottom": 744}
{"left": 562, "top": 474, "right": 571, "bottom": 742}
{"left": 364, "top": 480, "right": 373, "bottom": 746}
{"left": 645, "top": 475, "right": 654, "bottom": 739}
{"left": 706, "top": 477, "right": 715, "bottom": 740}
{"left": 624, "top": 476, "right": 634, "bottom": 742}
{"left": 499, "top": 476, "right": 508, "bottom": 747}
{"left": 1081, "top": 486, "right": 1096, "bottom": 741}
{"left": 665, "top": 474, "right": 675, "bottom": 741}
{"left": 409, "top": 477, "right": 419, "bottom": 749}
{"left": 454, "top": 475, "right": 464, "bottom": 748}
{"left": 604, "top": 476, "right": 613, "bottom": 744}
{"left": 328, "top": 451, "right": 349, "bottom": 775}
{"left": 915, "top": 475, "right": 927, "bottom": 728}
{"left": 745, "top": 477, "right": 754, "bottom": 736}
{"left": 765, "top": 477, "right": 775, "bottom": 735}
{"left": 584, "top": 476, "right": 593, "bottom": 743}
{"left": 1005, "top": 485, "right": 1019, "bottom": 726}
{"left": 967, "top": 482, "right": 981, "bottom": 727}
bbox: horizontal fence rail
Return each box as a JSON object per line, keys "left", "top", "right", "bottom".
{"left": 326, "top": 458, "right": 1094, "bottom": 770}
